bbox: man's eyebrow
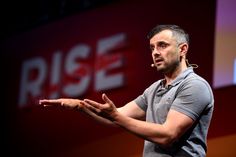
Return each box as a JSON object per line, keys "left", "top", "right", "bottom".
{"left": 157, "top": 41, "right": 169, "bottom": 44}
{"left": 151, "top": 40, "right": 169, "bottom": 44}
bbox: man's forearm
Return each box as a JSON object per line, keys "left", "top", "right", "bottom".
{"left": 80, "top": 106, "right": 117, "bottom": 127}
{"left": 112, "top": 112, "right": 174, "bottom": 147}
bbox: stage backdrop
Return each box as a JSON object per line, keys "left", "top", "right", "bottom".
{"left": 2, "top": 0, "right": 236, "bottom": 156}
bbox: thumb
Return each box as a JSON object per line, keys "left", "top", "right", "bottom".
{"left": 102, "top": 93, "right": 113, "bottom": 104}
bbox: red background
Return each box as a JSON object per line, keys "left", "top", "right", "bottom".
{"left": 2, "top": 0, "right": 236, "bottom": 156}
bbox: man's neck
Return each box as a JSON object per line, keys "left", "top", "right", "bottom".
{"left": 164, "top": 63, "right": 188, "bottom": 86}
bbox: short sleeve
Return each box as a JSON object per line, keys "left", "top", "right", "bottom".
{"left": 134, "top": 89, "right": 148, "bottom": 111}
{"left": 171, "top": 78, "right": 213, "bottom": 121}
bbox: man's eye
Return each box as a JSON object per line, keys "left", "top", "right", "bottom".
{"left": 150, "top": 46, "right": 154, "bottom": 51}
{"left": 159, "top": 43, "right": 167, "bottom": 48}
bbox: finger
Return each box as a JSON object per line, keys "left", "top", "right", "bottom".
{"left": 83, "top": 99, "right": 101, "bottom": 108}
{"left": 102, "top": 93, "right": 113, "bottom": 105}
{"left": 39, "top": 99, "right": 62, "bottom": 106}
{"left": 81, "top": 101, "right": 101, "bottom": 113}
{"left": 39, "top": 99, "right": 61, "bottom": 104}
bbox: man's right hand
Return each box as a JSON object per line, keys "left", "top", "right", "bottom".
{"left": 39, "top": 98, "right": 83, "bottom": 110}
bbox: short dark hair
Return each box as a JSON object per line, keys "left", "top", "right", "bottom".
{"left": 147, "top": 24, "right": 189, "bottom": 45}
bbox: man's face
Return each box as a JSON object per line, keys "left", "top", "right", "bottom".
{"left": 149, "top": 30, "right": 181, "bottom": 73}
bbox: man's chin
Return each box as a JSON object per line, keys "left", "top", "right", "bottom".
{"left": 156, "top": 66, "right": 165, "bottom": 72}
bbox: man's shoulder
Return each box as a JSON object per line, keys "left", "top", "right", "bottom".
{"left": 187, "top": 72, "right": 209, "bottom": 84}
{"left": 144, "top": 80, "right": 162, "bottom": 92}
{"left": 183, "top": 72, "right": 213, "bottom": 91}
{"left": 149, "top": 79, "right": 162, "bottom": 88}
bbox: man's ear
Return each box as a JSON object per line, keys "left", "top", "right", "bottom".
{"left": 179, "top": 43, "right": 188, "bottom": 57}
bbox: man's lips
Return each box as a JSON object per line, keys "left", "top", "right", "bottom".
{"left": 154, "top": 58, "right": 164, "bottom": 64}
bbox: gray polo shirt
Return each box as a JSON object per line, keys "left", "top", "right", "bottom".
{"left": 134, "top": 67, "right": 214, "bottom": 157}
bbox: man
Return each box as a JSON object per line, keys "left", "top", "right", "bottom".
{"left": 40, "top": 25, "right": 214, "bottom": 157}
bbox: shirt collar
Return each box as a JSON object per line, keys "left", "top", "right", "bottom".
{"left": 160, "top": 67, "right": 194, "bottom": 88}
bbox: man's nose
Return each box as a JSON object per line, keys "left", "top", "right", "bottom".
{"left": 152, "top": 47, "right": 161, "bottom": 55}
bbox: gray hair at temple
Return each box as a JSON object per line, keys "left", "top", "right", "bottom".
{"left": 147, "top": 24, "right": 189, "bottom": 45}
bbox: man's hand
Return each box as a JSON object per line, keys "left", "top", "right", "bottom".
{"left": 83, "top": 93, "right": 118, "bottom": 121}
{"left": 39, "top": 98, "right": 83, "bottom": 110}
{"left": 39, "top": 94, "right": 119, "bottom": 126}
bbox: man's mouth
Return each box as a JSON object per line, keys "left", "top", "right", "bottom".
{"left": 155, "top": 58, "right": 164, "bottom": 64}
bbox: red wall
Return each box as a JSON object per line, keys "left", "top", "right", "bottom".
{"left": 2, "top": 0, "right": 235, "bottom": 156}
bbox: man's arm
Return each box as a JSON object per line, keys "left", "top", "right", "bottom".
{"left": 113, "top": 109, "right": 194, "bottom": 147}
{"left": 39, "top": 98, "right": 146, "bottom": 126}
{"left": 84, "top": 93, "right": 194, "bottom": 148}
{"left": 39, "top": 98, "right": 116, "bottom": 126}
{"left": 80, "top": 100, "right": 146, "bottom": 126}
{"left": 118, "top": 101, "right": 146, "bottom": 120}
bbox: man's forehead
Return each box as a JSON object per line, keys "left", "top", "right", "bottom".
{"left": 154, "top": 30, "right": 173, "bottom": 39}
{"left": 150, "top": 30, "right": 173, "bottom": 44}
